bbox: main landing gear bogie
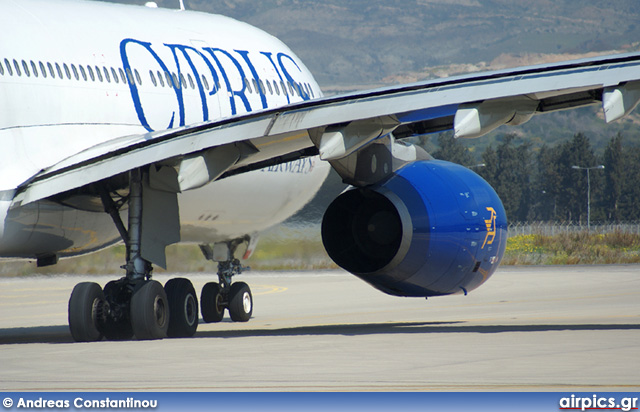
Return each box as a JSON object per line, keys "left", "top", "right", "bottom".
{"left": 68, "top": 278, "right": 172, "bottom": 342}
{"left": 68, "top": 275, "right": 253, "bottom": 342}
{"left": 68, "top": 168, "right": 254, "bottom": 342}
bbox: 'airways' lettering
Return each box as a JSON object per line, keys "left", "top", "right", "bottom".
{"left": 120, "top": 38, "right": 312, "bottom": 132}
{"left": 262, "top": 158, "right": 316, "bottom": 174}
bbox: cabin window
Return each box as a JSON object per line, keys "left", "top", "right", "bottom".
{"left": 164, "top": 71, "right": 172, "bottom": 88}
{"left": 273, "top": 80, "right": 280, "bottom": 95}
{"left": 55, "top": 63, "right": 63, "bottom": 79}
{"left": 0, "top": 61, "right": 3, "bottom": 76}
{"left": 87, "top": 66, "right": 95, "bottom": 81}
{"left": 244, "top": 78, "right": 252, "bottom": 93}
{"left": 71, "top": 64, "right": 79, "bottom": 80}
{"left": 187, "top": 73, "right": 195, "bottom": 89}
{"left": 157, "top": 71, "right": 165, "bottom": 87}
{"left": 125, "top": 68, "right": 133, "bottom": 85}
{"left": 47, "top": 62, "right": 55, "bottom": 78}
{"left": 201, "top": 74, "right": 209, "bottom": 91}
{"left": 172, "top": 73, "right": 180, "bottom": 89}
{"left": 179, "top": 73, "right": 186, "bottom": 89}
{"left": 287, "top": 81, "right": 294, "bottom": 95}
{"left": 30, "top": 61, "right": 38, "bottom": 78}
{"left": 22, "top": 60, "right": 30, "bottom": 77}
{"left": 266, "top": 80, "right": 273, "bottom": 95}
{"left": 280, "top": 81, "right": 287, "bottom": 96}
{"left": 63, "top": 63, "right": 71, "bottom": 79}
{"left": 38, "top": 61, "right": 47, "bottom": 78}
{"left": 111, "top": 68, "right": 119, "bottom": 83}
{"left": 79, "top": 65, "right": 87, "bottom": 81}
{"left": 13, "top": 60, "right": 21, "bottom": 76}
{"left": 95, "top": 66, "right": 103, "bottom": 82}
{"left": 134, "top": 69, "right": 142, "bottom": 85}
{"left": 149, "top": 70, "right": 157, "bottom": 87}
{"left": 251, "top": 79, "right": 258, "bottom": 94}
{"left": 4, "top": 59, "right": 12, "bottom": 76}
{"left": 103, "top": 67, "right": 110, "bottom": 83}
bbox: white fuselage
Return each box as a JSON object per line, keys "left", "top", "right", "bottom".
{"left": 0, "top": 0, "right": 329, "bottom": 259}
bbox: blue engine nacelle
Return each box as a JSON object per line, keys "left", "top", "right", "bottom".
{"left": 321, "top": 160, "right": 507, "bottom": 297}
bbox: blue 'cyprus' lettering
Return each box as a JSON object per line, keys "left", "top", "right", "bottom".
{"left": 120, "top": 38, "right": 311, "bottom": 132}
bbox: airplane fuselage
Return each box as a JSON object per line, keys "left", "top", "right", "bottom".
{"left": 0, "top": 0, "right": 329, "bottom": 259}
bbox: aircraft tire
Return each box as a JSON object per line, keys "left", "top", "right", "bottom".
{"left": 68, "top": 282, "right": 105, "bottom": 342}
{"left": 201, "top": 282, "right": 225, "bottom": 323}
{"left": 228, "top": 282, "right": 252, "bottom": 322}
{"left": 165, "top": 278, "right": 198, "bottom": 338}
{"left": 130, "top": 280, "right": 169, "bottom": 340}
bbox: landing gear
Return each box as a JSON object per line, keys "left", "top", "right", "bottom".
{"left": 68, "top": 168, "right": 177, "bottom": 342}
{"left": 67, "top": 168, "right": 255, "bottom": 342}
{"left": 199, "top": 243, "right": 253, "bottom": 323}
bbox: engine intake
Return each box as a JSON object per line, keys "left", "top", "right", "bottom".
{"left": 322, "top": 160, "right": 507, "bottom": 297}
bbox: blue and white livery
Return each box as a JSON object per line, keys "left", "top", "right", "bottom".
{"left": 1, "top": 0, "right": 639, "bottom": 341}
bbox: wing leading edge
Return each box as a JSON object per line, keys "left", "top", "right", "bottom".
{"left": 15, "top": 52, "right": 640, "bottom": 205}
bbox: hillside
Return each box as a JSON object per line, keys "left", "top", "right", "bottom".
{"left": 103, "top": 0, "right": 640, "bottom": 198}
{"left": 107, "top": 0, "right": 640, "bottom": 88}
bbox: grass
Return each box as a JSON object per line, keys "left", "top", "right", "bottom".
{"left": 0, "top": 225, "right": 337, "bottom": 277}
{"left": 502, "top": 231, "right": 640, "bottom": 265}
{"left": 1, "top": 227, "right": 639, "bottom": 277}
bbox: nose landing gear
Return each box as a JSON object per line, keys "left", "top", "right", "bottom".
{"left": 199, "top": 242, "right": 254, "bottom": 324}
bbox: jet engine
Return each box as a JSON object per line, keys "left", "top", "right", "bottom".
{"left": 322, "top": 160, "right": 507, "bottom": 297}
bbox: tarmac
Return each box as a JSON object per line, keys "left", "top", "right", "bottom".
{"left": 0, "top": 265, "right": 639, "bottom": 391}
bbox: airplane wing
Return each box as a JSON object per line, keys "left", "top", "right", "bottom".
{"left": 16, "top": 52, "right": 640, "bottom": 206}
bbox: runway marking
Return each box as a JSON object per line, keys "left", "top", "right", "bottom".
{"left": 251, "top": 285, "right": 288, "bottom": 296}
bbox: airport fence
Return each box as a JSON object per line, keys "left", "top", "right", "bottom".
{"left": 507, "top": 221, "right": 640, "bottom": 237}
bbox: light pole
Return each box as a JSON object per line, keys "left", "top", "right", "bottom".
{"left": 571, "top": 164, "right": 605, "bottom": 230}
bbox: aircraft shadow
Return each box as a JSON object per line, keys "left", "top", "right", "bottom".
{"left": 1, "top": 321, "right": 639, "bottom": 345}
{"left": 194, "top": 321, "right": 640, "bottom": 339}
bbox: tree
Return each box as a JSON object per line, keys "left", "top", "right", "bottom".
{"left": 432, "top": 132, "right": 474, "bottom": 166}
{"left": 618, "top": 146, "right": 640, "bottom": 221}
{"left": 603, "top": 133, "right": 624, "bottom": 221}
{"left": 556, "top": 133, "right": 602, "bottom": 223}
{"left": 478, "top": 134, "right": 532, "bottom": 222}
{"left": 478, "top": 144, "right": 498, "bottom": 189}
{"left": 532, "top": 144, "right": 562, "bottom": 221}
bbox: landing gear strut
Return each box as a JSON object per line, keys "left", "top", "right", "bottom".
{"left": 68, "top": 168, "right": 186, "bottom": 341}
{"left": 199, "top": 243, "right": 253, "bottom": 323}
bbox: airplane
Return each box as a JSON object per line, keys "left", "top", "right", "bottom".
{"left": 1, "top": 0, "right": 639, "bottom": 342}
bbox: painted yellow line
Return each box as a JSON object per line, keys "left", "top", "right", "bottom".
{"left": 251, "top": 285, "right": 288, "bottom": 295}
